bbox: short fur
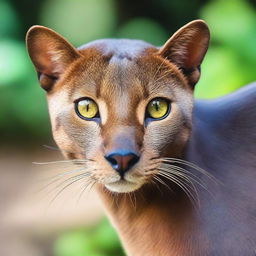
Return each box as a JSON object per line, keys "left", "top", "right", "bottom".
{"left": 26, "top": 20, "right": 256, "bottom": 255}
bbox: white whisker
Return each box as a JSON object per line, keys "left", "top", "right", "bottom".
{"left": 49, "top": 175, "right": 91, "bottom": 206}
{"left": 153, "top": 175, "right": 173, "bottom": 192}
{"left": 159, "top": 165, "right": 209, "bottom": 192}
{"left": 157, "top": 171, "right": 199, "bottom": 208}
{"left": 33, "top": 159, "right": 90, "bottom": 165}
{"left": 161, "top": 158, "right": 219, "bottom": 184}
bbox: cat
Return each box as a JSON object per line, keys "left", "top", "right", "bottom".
{"left": 26, "top": 20, "right": 256, "bottom": 256}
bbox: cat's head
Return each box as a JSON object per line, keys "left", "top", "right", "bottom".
{"left": 26, "top": 20, "right": 209, "bottom": 193}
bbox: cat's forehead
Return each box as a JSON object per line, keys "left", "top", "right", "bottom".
{"left": 78, "top": 38, "right": 154, "bottom": 58}
{"left": 61, "top": 40, "right": 184, "bottom": 102}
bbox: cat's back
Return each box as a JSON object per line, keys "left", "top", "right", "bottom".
{"left": 193, "top": 82, "right": 256, "bottom": 144}
{"left": 186, "top": 82, "right": 256, "bottom": 255}
{"left": 191, "top": 82, "right": 256, "bottom": 167}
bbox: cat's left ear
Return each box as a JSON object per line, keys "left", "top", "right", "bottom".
{"left": 158, "top": 20, "right": 210, "bottom": 88}
{"left": 26, "top": 25, "right": 81, "bottom": 91}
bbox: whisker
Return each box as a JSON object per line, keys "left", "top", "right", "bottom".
{"left": 158, "top": 168, "right": 199, "bottom": 196}
{"left": 32, "top": 159, "right": 90, "bottom": 165}
{"left": 132, "top": 192, "right": 137, "bottom": 211}
{"left": 40, "top": 171, "right": 90, "bottom": 194}
{"left": 43, "top": 144, "right": 65, "bottom": 152}
{"left": 159, "top": 160, "right": 217, "bottom": 199}
{"left": 157, "top": 170, "right": 199, "bottom": 208}
{"left": 76, "top": 180, "right": 95, "bottom": 204}
{"left": 158, "top": 171, "right": 195, "bottom": 196}
{"left": 49, "top": 175, "right": 91, "bottom": 206}
{"left": 150, "top": 178, "right": 163, "bottom": 195}
{"left": 163, "top": 158, "right": 212, "bottom": 177}
{"left": 161, "top": 158, "right": 219, "bottom": 184}
{"left": 42, "top": 144, "right": 84, "bottom": 156}
{"left": 88, "top": 181, "right": 97, "bottom": 193}
{"left": 43, "top": 166, "right": 108, "bottom": 192}
{"left": 37, "top": 167, "right": 88, "bottom": 183}
{"left": 128, "top": 192, "right": 136, "bottom": 210}
{"left": 104, "top": 186, "right": 117, "bottom": 208}
{"left": 159, "top": 165, "right": 209, "bottom": 192}
{"left": 161, "top": 163, "right": 202, "bottom": 179}
{"left": 153, "top": 175, "right": 173, "bottom": 192}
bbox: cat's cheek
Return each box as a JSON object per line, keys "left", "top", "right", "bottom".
{"left": 144, "top": 104, "right": 185, "bottom": 153}
{"left": 52, "top": 127, "right": 79, "bottom": 159}
{"left": 68, "top": 123, "right": 102, "bottom": 158}
{"left": 53, "top": 114, "right": 103, "bottom": 160}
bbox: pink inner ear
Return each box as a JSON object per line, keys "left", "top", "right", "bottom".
{"left": 27, "top": 27, "right": 81, "bottom": 78}
{"left": 158, "top": 21, "right": 209, "bottom": 71}
{"left": 184, "top": 32, "right": 209, "bottom": 69}
{"left": 34, "top": 50, "right": 55, "bottom": 75}
{"left": 31, "top": 40, "right": 68, "bottom": 77}
{"left": 157, "top": 21, "right": 209, "bottom": 87}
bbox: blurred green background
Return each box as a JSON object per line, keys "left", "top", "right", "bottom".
{"left": 0, "top": 0, "right": 255, "bottom": 255}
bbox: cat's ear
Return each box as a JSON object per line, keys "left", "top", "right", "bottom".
{"left": 26, "top": 26, "right": 81, "bottom": 91}
{"left": 158, "top": 20, "right": 210, "bottom": 88}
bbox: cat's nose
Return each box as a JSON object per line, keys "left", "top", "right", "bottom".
{"left": 105, "top": 152, "right": 140, "bottom": 176}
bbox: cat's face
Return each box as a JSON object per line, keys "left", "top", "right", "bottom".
{"left": 26, "top": 20, "right": 209, "bottom": 193}
{"left": 47, "top": 49, "right": 194, "bottom": 193}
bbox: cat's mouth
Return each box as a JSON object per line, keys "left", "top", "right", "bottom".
{"left": 105, "top": 180, "right": 142, "bottom": 193}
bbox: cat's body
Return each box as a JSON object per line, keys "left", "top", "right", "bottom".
{"left": 26, "top": 20, "right": 256, "bottom": 255}
{"left": 186, "top": 83, "right": 256, "bottom": 255}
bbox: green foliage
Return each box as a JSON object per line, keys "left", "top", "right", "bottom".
{"left": 195, "top": 0, "right": 256, "bottom": 98}
{"left": 116, "top": 17, "right": 168, "bottom": 46}
{"left": 0, "top": 0, "right": 19, "bottom": 38}
{"left": 40, "top": 0, "right": 117, "bottom": 46}
{"left": 53, "top": 219, "right": 125, "bottom": 256}
{"left": 0, "top": 40, "right": 29, "bottom": 85}
{"left": 0, "top": 1, "right": 50, "bottom": 141}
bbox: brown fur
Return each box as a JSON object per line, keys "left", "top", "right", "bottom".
{"left": 26, "top": 20, "right": 211, "bottom": 255}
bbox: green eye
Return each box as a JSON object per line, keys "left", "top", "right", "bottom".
{"left": 75, "top": 98, "right": 99, "bottom": 119}
{"left": 146, "top": 98, "right": 170, "bottom": 119}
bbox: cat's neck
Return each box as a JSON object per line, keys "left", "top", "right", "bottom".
{"left": 97, "top": 184, "right": 207, "bottom": 256}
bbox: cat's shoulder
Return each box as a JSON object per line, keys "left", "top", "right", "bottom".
{"left": 193, "top": 82, "right": 256, "bottom": 129}
{"left": 191, "top": 82, "right": 256, "bottom": 154}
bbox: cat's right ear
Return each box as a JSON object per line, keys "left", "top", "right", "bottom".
{"left": 158, "top": 20, "right": 210, "bottom": 88}
{"left": 26, "top": 26, "right": 81, "bottom": 91}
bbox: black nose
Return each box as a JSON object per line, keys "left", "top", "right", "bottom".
{"left": 105, "top": 152, "right": 140, "bottom": 176}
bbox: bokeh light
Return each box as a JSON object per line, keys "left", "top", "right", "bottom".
{"left": 116, "top": 17, "right": 168, "bottom": 45}
{"left": 40, "top": 0, "right": 117, "bottom": 45}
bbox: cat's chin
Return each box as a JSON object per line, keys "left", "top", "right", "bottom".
{"left": 105, "top": 180, "right": 142, "bottom": 193}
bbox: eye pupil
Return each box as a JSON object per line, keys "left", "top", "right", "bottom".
{"left": 153, "top": 101, "right": 159, "bottom": 111}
